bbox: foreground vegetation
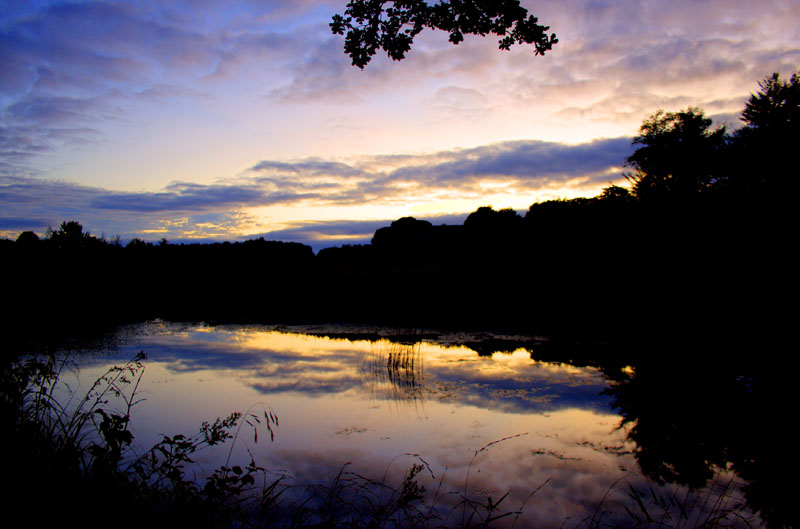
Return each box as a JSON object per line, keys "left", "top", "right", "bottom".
{"left": 1, "top": 349, "right": 767, "bottom": 529}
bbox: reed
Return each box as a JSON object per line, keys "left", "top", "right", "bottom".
{"left": 567, "top": 475, "right": 758, "bottom": 529}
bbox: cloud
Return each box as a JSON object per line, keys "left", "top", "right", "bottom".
{"left": 0, "top": 175, "right": 264, "bottom": 239}
{"left": 250, "top": 159, "right": 367, "bottom": 179}
{"left": 278, "top": 0, "right": 800, "bottom": 141}
{"left": 2, "top": 0, "right": 797, "bottom": 183}
{"left": 1, "top": 136, "right": 631, "bottom": 241}
{"left": 3, "top": 0, "right": 795, "bottom": 243}
{"left": 7, "top": 95, "right": 109, "bottom": 123}
{"left": 0, "top": 1, "right": 338, "bottom": 173}
{"left": 0, "top": 216, "right": 51, "bottom": 230}
{"left": 90, "top": 182, "right": 269, "bottom": 212}
{"left": 383, "top": 138, "right": 631, "bottom": 186}
{"left": 278, "top": 0, "right": 799, "bottom": 107}
{"left": 241, "top": 137, "right": 632, "bottom": 209}
{"left": 510, "top": 0, "right": 800, "bottom": 131}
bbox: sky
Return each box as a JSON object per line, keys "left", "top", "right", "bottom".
{"left": 2, "top": 0, "right": 799, "bottom": 249}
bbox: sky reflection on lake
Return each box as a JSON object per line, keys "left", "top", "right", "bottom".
{"left": 60, "top": 322, "right": 751, "bottom": 527}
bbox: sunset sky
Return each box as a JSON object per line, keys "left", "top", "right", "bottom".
{"left": 2, "top": 0, "right": 798, "bottom": 249}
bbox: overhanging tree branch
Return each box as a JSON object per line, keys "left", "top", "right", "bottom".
{"left": 331, "top": 0, "right": 557, "bottom": 68}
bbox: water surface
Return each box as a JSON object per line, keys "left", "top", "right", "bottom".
{"left": 58, "top": 322, "right": 754, "bottom": 527}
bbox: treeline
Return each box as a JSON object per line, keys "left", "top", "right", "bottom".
{"left": 3, "top": 72, "right": 797, "bottom": 351}
{"left": 2, "top": 224, "right": 317, "bottom": 341}
{"left": 319, "top": 71, "right": 798, "bottom": 348}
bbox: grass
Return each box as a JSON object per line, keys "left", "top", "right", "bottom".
{"left": 0, "top": 351, "right": 763, "bottom": 529}
{"left": 566, "top": 476, "right": 758, "bottom": 529}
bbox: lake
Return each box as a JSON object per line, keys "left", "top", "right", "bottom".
{"left": 51, "top": 321, "right": 761, "bottom": 528}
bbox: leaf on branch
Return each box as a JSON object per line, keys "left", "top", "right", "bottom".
{"left": 331, "top": 0, "right": 556, "bottom": 68}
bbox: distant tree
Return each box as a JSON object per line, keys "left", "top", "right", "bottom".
{"left": 371, "top": 216, "right": 433, "bottom": 248}
{"left": 624, "top": 108, "right": 728, "bottom": 203}
{"left": 464, "top": 206, "right": 522, "bottom": 233}
{"left": 126, "top": 238, "right": 152, "bottom": 249}
{"left": 47, "top": 220, "right": 98, "bottom": 250}
{"left": 15, "top": 231, "right": 40, "bottom": 247}
{"left": 331, "top": 0, "right": 557, "bottom": 68}
{"left": 598, "top": 184, "right": 632, "bottom": 204}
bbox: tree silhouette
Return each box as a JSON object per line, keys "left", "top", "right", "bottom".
{"left": 371, "top": 216, "right": 434, "bottom": 249}
{"left": 464, "top": 206, "right": 522, "bottom": 232}
{"left": 15, "top": 230, "right": 40, "bottom": 247}
{"left": 732, "top": 71, "right": 800, "bottom": 195}
{"left": 741, "top": 71, "right": 800, "bottom": 131}
{"left": 598, "top": 184, "right": 632, "bottom": 203}
{"left": 331, "top": 0, "right": 557, "bottom": 68}
{"left": 47, "top": 220, "right": 98, "bottom": 251}
{"left": 624, "top": 108, "right": 728, "bottom": 203}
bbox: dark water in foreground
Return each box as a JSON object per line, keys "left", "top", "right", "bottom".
{"left": 53, "top": 322, "right": 766, "bottom": 528}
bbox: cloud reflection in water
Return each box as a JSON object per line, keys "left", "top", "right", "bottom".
{"left": 115, "top": 323, "right": 613, "bottom": 415}
{"left": 67, "top": 323, "right": 751, "bottom": 526}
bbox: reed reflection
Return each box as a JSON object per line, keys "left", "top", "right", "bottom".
{"left": 360, "top": 339, "right": 425, "bottom": 413}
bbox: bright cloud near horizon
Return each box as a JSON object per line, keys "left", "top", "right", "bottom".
{"left": 2, "top": 0, "right": 799, "bottom": 249}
